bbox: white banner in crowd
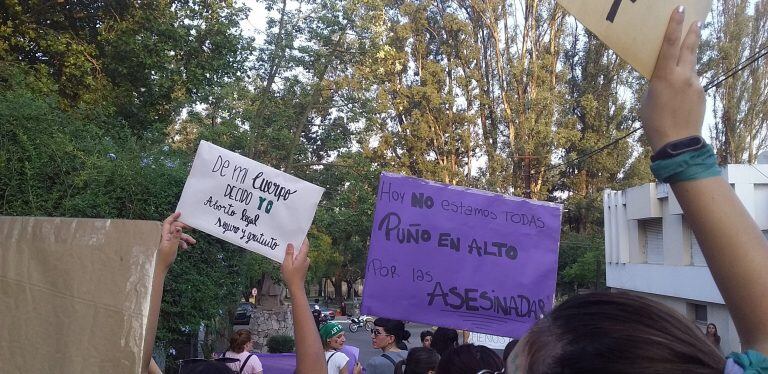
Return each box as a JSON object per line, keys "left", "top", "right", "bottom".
{"left": 468, "top": 332, "right": 515, "bottom": 350}
{"left": 176, "top": 141, "right": 324, "bottom": 262}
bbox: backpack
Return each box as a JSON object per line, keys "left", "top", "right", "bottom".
{"left": 222, "top": 351, "right": 256, "bottom": 374}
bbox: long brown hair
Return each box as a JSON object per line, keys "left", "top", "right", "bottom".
{"left": 517, "top": 292, "right": 725, "bottom": 374}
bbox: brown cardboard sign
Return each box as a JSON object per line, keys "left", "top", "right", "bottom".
{"left": 556, "top": 0, "right": 712, "bottom": 78}
{"left": 0, "top": 217, "right": 160, "bottom": 373}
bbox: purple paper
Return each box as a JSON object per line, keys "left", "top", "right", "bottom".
{"left": 340, "top": 345, "right": 359, "bottom": 374}
{"left": 254, "top": 353, "right": 296, "bottom": 374}
{"left": 361, "top": 173, "right": 562, "bottom": 339}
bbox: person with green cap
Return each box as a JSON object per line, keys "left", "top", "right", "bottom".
{"left": 321, "top": 322, "right": 361, "bottom": 374}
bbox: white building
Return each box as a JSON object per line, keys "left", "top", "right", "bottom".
{"left": 603, "top": 164, "right": 768, "bottom": 355}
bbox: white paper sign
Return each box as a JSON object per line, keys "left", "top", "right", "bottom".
{"left": 467, "top": 332, "right": 515, "bottom": 350}
{"left": 556, "top": 0, "right": 712, "bottom": 78}
{"left": 176, "top": 141, "right": 324, "bottom": 262}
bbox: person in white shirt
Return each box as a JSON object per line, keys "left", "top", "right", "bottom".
{"left": 320, "top": 322, "right": 361, "bottom": 374}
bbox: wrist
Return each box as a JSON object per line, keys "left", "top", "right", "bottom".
{"left": 650, "top": 135, "right": 706, "bottom": 162}
{"left": 648, "top": 132, "right": 701, "bottom": 153}
{"left": 651, "top": 144, "right": 720, "bottom": 183}
{"left": 287, "top": 283, "right": 306, "bottom": 295}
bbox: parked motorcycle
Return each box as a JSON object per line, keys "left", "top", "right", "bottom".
{"left": 348, "top": 315, "right": 374, "bottom": 333}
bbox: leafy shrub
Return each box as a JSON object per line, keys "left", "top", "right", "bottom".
{"left": 266, "top": 335, "right": 295, "bottom": 353}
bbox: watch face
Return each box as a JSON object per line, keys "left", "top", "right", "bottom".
{"left": 669, "top": 136, "right": 704, "bottom": 154}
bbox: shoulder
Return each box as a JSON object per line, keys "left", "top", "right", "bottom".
{"left": 245, "top": 353, "right": 263, "bottom": 372}
{"left": 365, "top": 356, "right": 388, "bottom": 369}
{"left": 330, "top": 352, "right": 349, "bottom": 369}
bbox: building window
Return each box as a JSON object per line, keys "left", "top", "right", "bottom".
{"left": 693, "top": 303, "right": 708, "bottom": 324}
{"left": 691, "top": 232, "right": 707, "bottom": 266}
{"left": 641, "top": 219, "right": 664, "bottom": 264}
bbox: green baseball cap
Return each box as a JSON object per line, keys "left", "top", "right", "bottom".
{"left": 319, "top": 322, "right": 344, "bottom": 341}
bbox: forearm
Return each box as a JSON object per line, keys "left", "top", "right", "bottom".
{"left": 671, "top": 176, "right": 768, "bottom": 352}
{"left": 289, "top": 284, "right": 327, "bottom": 374}
{"left": 142, "top": 265, "right": 169, "bottom": 373}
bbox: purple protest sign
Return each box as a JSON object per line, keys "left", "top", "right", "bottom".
{"left": 361, "top": 173, "right": 562, "bottom": 339}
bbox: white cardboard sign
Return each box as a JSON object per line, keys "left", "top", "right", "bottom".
{"left": 467, "top": 332, "right": 515, "bottom": 350}
{"left": 176, "top": 141, "right": 324, "bottom": 262}
{"left": 556, "top": 0, "right": 712, "bottom": 78}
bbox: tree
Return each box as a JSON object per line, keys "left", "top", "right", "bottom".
{"left": 557, "top": 232, "right": 605, "bottom": 295}
{"left": 554, "top": 26, "right": 639, "bottom": 233}
{"left": 702, "top": 0, "right": 768, "bottom": 163}
{"left": 310, "top": 152, "right": 380, "bottom": 304}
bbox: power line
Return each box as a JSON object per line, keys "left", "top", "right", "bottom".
{"left": 703, "top": 44, "right": 768, "bottom": 91}
{"left": 544, "top": 45, "right": 767, "bottom": 175}
{"left": 543, "top": 127, "right": 642, "bottom": 172}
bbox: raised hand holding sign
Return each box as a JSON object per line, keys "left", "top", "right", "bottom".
{"left": 176, "top": 141, "right": 324, "bottom": 262}
{"left": 556, "top": 0, "right": 711, "bottom": 77}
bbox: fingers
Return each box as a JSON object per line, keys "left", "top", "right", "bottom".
{"left": 283, "top": 243, "right": 295, "bottom": 267}
{"left": 180, "top": 233, "right": 196, "bottom": 246}
{"left": 653, "top": 6, "right": 686, "bottom": 79}
{"left": 296, "top": 238, "right": 310, "bottom": 262}
{"left": 162, "top": 212, "right": 181, "bottom": 234}
{"left": 677, "top": 21, "right": 701, "bottom": 71}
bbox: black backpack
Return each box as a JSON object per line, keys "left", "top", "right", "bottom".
{"left": 222, "top": 351, "right": 256, "bottom": 374}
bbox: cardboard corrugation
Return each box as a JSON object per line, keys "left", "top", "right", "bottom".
{"left": 0, "top": 217, "right": 160, "bottom": 373}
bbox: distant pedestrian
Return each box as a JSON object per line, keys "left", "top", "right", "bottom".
{"left": 436, "top": 344, "right": 502, "bottom": 374}
{"left": 321, "top": 322, "right": 362, "bottom": 374}
{"left": 221, "top": 329, "right": 263, "bottom": 374}
{"left": 705, "top": 323, "right": 721, "bottom": 351}
{"left": 420, "top": 330, "right": 434, "bottom": 349}
{"left": 365, "top": 318, "right": 411, "bottom": 374}
{"left": 312, "top": 305, "right": 323, "bottom": 328}
{"left": 394, "top": 347, "right": 439, "bottom": 374}
{"left": 430, "top": 328, "right": 458, "bottom": 357}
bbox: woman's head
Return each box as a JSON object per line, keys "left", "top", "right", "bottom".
{"left": 706, "top": 323, "right": 718, "bottom": 336}
{"left": 508, "top": 292, "right": 725, "bottom": 374}
{"left": 430, "top": 327, "right": 459, "bottom": 356}
{"left": 420, "top": 330, "right": 434, "bottom": 348}
{"left": 436, "top": 344, "right": 503, "bottom": 374}
{"left": 371, "top": 318, "right": 411, "bottom": 350}
{"left": 228, "top": 329, "right": 253, "bottom": 354}
{"left": 395, "top": 347, "right": 440, "bottom": 374}
{"left": 320, "top": 322, "right": 346, "bottom": 350}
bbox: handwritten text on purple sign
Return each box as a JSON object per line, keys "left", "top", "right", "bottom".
{"left": 362, "top": 173, "right": 562, "bottom": 338}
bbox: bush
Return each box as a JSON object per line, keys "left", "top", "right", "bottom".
{"left": 266, "top": 335, "right": 295, "bottom": 353}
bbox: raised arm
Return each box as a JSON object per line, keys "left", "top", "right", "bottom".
{"left": 281, "top": 240, "right": 328, "bottom": 373}
{"left": 142, "top": 212, "right": 196, "bottom": 374}
{"left": 641, "top": 7, "right": 768, "bottom": 354}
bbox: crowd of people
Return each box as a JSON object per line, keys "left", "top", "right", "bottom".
{"left": 141, "top": 7, "right": 767, "bottom": 374}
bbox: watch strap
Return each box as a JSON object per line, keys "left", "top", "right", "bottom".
{"left": 650, "top": 135, "right": 706, "bottom": 162}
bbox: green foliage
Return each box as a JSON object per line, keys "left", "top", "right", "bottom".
{"left": 0, "top": 1, "right": 263, "bottom": 357}
{"left": 557, "top": 232, "right": 605, "bottom": 295}
{"left": 307, "top": 152, "right": 380, "bottom": 301}
{"left": 8, "top": 0, "right": 764, "bottom": 360}
{"left": 0, "top": 63, "right": 186, "bottom": 219}
{"left": 266, "top": 335, "right": 295, "bottom": 353}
